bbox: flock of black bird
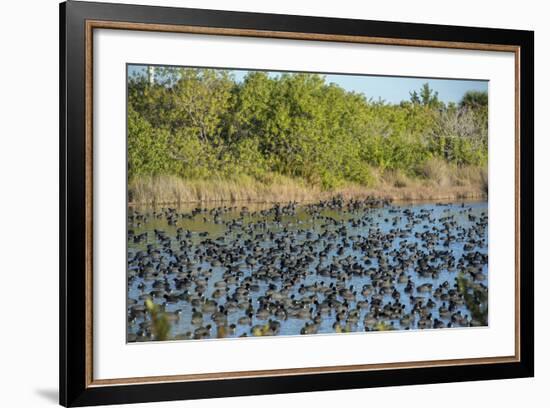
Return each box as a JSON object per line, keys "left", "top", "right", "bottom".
{"left": 127, "top": 197, "right": 488, "bottom": 342}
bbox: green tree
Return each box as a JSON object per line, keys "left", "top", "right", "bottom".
{"left": 460, "top": 91, "right": 488, "bottom": 109}
{"left": 410, "top": 83, "right": 441, "bottom": 108}
{"left": 127, "top": 67, "right": 488, "bottom": 189}
{"left": 127, "top": 106, "right": 173, "bottom": 178}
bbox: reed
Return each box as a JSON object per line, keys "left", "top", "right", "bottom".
{"left": 144, "top": 298, "right": 171, "bottom": 341}
{"left": 129, "top": 174, "right": 322, "bottom": 205}
{"left": 128, "top": 162, "right": 488, "bottom": 205}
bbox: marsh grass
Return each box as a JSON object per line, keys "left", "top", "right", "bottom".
{"left": 129, "top": 161, "right": 488, "bottom": 205}
{"left": 129, "top": 174, "right": 322, "bottom": 205}
{"left": 457, "top": 273, "right": 489, "bottom": 326}
{"left": 144, "top": 298, "right": 171, "bottom": 341}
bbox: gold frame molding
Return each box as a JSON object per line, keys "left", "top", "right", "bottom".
{"left": 84, "top": 20, "right": 521, "bottom": 388}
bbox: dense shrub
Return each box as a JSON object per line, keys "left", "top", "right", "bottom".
{"left": 128, "top": 68, "right": 488, "bottom": 189}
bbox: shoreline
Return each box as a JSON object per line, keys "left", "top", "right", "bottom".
{"left": 128, "top": 180, "right": 487, "bottom": 207}
{"left": 128, "top": 163, "right": 487, "bottom": 207}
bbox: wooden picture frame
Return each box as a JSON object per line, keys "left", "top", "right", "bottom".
{"left": 60, "top": 1, "right": 534, "bottom": 406}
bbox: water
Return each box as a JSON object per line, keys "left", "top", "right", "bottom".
{"left": 127, "top": 199, "right": 488, "bottom": 342}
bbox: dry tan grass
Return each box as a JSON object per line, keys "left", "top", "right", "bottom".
{"left": 373, "top": 160, "right": 488, "bottom": 201}
{"left": 416, "top": 158, "right": 451, "bottom": 188}
{"left": 129, "top": 163, "right": 488, "bottom": 205}
{"left": 129, "top": 174, "right": 323, "bottom": 205}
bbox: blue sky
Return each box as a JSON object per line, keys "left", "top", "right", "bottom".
{"left": 129, "top": 65, "right": 487, "bottom": 105}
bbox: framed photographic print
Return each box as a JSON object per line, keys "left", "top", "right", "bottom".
{"left": 59, "top": 1, "right": 534, "bottom": 406}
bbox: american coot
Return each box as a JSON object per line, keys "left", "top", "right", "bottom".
{"left": 127, "top": 199, "right": 488, "bottom": 341}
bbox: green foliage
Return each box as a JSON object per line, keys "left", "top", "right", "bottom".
{"left": 460, "top": 90, "right": 488, "bottom": 109}
{"left": 127, "top": 68, "right": 488, "bottom": 189}
{"left": 127, "top": 106, "right": 173, "bottom": 176}
{"left": 373, "top": 321, "right": 394, "bottom": 331}
{"left": 457, "top": 273, "right": 488, "bottom": 326}
{"left": 409, "top": 82, "right": 442, "bottom": 108}
{"left": 145, "top": 298, "right": 171, "bottom": 341}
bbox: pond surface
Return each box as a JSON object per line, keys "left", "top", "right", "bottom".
{"left": 127, "top": 198, "right": 488, "bottom": 342}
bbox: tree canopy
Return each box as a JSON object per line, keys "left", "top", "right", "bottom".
{"left": 128, "top": 68, "right": 488, "bottom": 189}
